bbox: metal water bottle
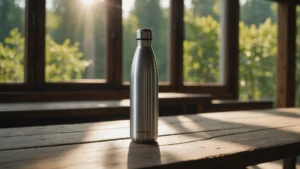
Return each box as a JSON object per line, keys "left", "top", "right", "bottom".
{"left": 130, "top": 29, "right": 159, "bottom": 143}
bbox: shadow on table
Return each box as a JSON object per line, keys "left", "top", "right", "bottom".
{"left": 128, "top": 141, "right": 161, "bottom": 168}
{"left": 158, "top": 109, "right": 300, "bottom": 168}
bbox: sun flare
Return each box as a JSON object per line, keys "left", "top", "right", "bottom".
{"left": 82, "top": 0, "right": 96, "bottom": 6}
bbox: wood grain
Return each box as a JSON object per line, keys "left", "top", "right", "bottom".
{"left": 0, "top": 108, "right": 299, "bottom": 151}
{"left": 0, "top": 108, "right": 297, "bottom": 137}
{"left": 0, "top": 116, "right": 299, "bottom": 168}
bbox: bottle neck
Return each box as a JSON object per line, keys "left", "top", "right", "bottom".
{"left": 137, "top": 40, "right": 152, "bottom": 47}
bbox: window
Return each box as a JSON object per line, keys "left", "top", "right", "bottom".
{"left": 296, "top": 6, "right": 300, "bottom": 107}
{"left": 0, "top": 0, "right": 246, "bottom": 101}
{"left": 0, "top": 0, "right": 25, "bottom": 83}
{"left": 183, "top": 0, "right": 221, "bottom": 84}
{"left": 122, "top": 0, "right": 170, "bottom": 82}
{"left": 239, "top": 0, "right": 277, "bottom": 100}
{"left": 46, "top": 0, "right": 106, "bottom": 82}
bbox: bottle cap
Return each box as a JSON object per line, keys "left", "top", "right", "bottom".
{"left": 136, "top": 28, "right": 152, "bottom": 40}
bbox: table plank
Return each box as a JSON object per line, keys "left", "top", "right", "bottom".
{"left": 1, "top": 108, "right": 298, "bottom": 138}
{"left": 1, "top": 109, "right": 300, "bottom": 150}
{"left": 0, "top": 108, "right": 299, "bottom": 169}
{"left": 0, "top": 125, "right": 299, "bottom": 169}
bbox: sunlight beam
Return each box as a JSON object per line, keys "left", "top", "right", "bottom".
{"left": 82, "top": 0, "right": 96, "bottom": 6}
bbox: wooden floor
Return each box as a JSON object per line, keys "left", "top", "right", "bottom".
{"left": 0, "top": 108, "right": 299, "bottom": 168}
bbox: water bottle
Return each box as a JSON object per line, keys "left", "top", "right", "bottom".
{"left": 130, "top": 28, "right": 159, "bottom": 143}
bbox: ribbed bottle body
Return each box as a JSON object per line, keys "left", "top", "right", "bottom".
{"left": 130, "top": 43, "right": 159, "bottom": 143}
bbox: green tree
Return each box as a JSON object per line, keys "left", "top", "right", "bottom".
{"left": 0, "top": 0, "right": 24, "bottom": 41}
{"left": 0, "top": 29, "right": 88, "bottom": 82}
{"left": 183, "top": 13, "right": 220, "bottom": 82}
{"left": 123, "top": 14, "right": 139, "bottom": 81}
{"left": 0, "top": 29, "right": 24, "bottom": 82}
{"left": 45, "top": 35, "right": 88, "bottom": 82}
{"left": 48, "top": 0, "right": 106, "bottom": 79}
{"left": 183, "top": 0, "right": 221, "bottom": 83}
{"left": 123, "top": 0, "right": 169, "bottom": 82}
{"left": 239, "top": 19, "right": 277, "bottom": 100}
{"left": 240, "top": 0, "right": 276, "bottom": 25}
{"left": 191, "top": 0, "right": 220, "bottom": 20}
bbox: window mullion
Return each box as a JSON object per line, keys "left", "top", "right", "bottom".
{"left": 170, "top": 0, "right": 184, "bottom": 91}
{"left": 222, "top": 0, "right": 239, "bottom": 99}
{"left": 25, "top": 0, "right": 45, "bottom": 90}
{"left": 106, "top": 0, "right": 122, "bottom": 85}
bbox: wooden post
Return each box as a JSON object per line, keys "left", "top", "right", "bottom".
{"left": 221, "top": 0, "right": 239, "bottom": 99}
{"left": 170, "top": 0, "right": 184, "bottom": 91}
{"left": 25, "top": 0, "right": 45, "bottom": 89}
{"left": 106, "top": 0, "right": 122, "bottom": 85}
{"left": 276, "top": 1, "right": 296, "bottom": 169}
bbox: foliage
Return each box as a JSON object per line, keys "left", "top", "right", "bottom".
{"left": 48, "top": 0, "right": 106, "bottom": 79}
{"left": 45, "top": 35, "right": 88, "bottom": 82}
{"left": 240, "top": 0, "right": 276, "bottom": 25}
{"left": 239, "top": 19, "right": 277, "bottom": 100}
{"left": 183, "top": 13, "right": 220, "bottom": 82}
{"left": 123, "top": 0, "right": 169, "bottom": 82}
{"left": 0, "top": 0, "right": 24, "bottom": 41}
{"left": 191, "top": 0, "right": 220, "bottom": 20}
{"left": 123, "top": 14, "right": 139, "bottom": 81}
{"left": 0, "top": 29, "right": 24, "bottom": 82}
{"left": 0, "top": 28, "right": 88, "bottom": 82}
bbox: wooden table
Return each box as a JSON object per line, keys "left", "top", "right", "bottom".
{"left": 0, "top": 108, "right": 299, "bottom": 169}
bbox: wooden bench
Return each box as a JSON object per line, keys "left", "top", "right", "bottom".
{"left": 0, "top": 93, "right": 274, "bottom": 127}
{"left": 0, "top": 93, "right": 212, "bottom": 127}
{"left": 0, "top": 108, "right": 299, "bottom": 169}
{"left": 204, "top": 99, "right": 274, "bottom": 112}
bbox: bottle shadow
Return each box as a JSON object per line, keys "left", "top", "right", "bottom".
{"left": 127, "top": 141, "right": 161, "bottom": 169}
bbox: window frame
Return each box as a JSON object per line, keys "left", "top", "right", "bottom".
{"left": 0, "top": 0, "right": 254, "bottom": 102}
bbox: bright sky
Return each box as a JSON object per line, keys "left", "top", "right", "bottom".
{"left": 45, "top": 0, "right": 170, "bottom": 18}
{"left": 44, "top": 0, "right": 249, "bottom": 18}
{"left": 23, "top": 0, "right": 250, "bottom": 10}
{"left": 122, "top": 0, "right": 170, "bottom": 18}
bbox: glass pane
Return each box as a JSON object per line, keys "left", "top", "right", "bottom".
{"left": 296, "top": 6, "right": 300, "bottom": 107}
{"left": 239, "top": 0, "right": 277, "bottom": 100}
{"left": 183, "top": 0, "right": 221, "bottom": 83}
{"left": 0, "top": 0, "right": 25, "bottom": 83}
{"left": 122, "top": 0, "right": 170, "bottom": 82}
{"left": 46, "top": 0, "right": 106, "bottom": 82}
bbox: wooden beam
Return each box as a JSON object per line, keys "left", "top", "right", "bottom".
{"left": 276, "top": 0, "right": 296, "bottom": 108}
{"left": 276, "top": 1, "right": 297, "bottom": 169}
{"left": 205, "top": 100, "right": 273, "bottom": 112}
{"left": 170, "top": 0, "right": 184, "bottom": 91}
{"left": 221, "top": 0, "right": 239, "bottom": 99}
{"left": 25, "top": 0, "right": 45, "bottom": 89}
{"left": 106, "top": 0, "right": 122, "bottom": 85}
